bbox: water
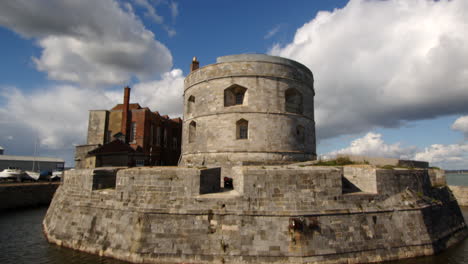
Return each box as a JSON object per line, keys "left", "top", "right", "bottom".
{"left": 0, "top": 207, "right": 128, "bottom": 264}
{"left": 446, "top": 173, "right": 468, "bottom": 186}
{"left": 0, "top": 207, "right": 467, "bottom": 264}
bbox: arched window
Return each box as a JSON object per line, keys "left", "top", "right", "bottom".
{"left": 296, "top": 125, "right": 305, "bottom": 143}
{"left": 285, "top": 88, "right": 303, "bottom": 114}
{"left": 224, "top": 85, "right": 247, "bottom": 107}
{"left": 189, "top": 121, "right": 196, "bottom": 143}
{"left": 187, "top": 96, "right": 195, "bottom": 114}
{"left": 236, "top": 119, "right": 248, "bottom": 140}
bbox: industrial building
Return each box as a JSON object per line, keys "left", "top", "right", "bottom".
{"left": 75, "top": 87, "right": 182, "bottom": 168}
{"left": 0, "top": 147, "right": 64, "bottom": 173}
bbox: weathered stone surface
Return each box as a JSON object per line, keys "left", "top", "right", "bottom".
{"left": 181, "top": 54, "right": 316, "bottom": 166}
{"left": 0, "top": 182, "right": 59, "bottom": 210}
{"left": 43, "top": 166, "right": 467, "bottom": 264}
{"left": 450, "top": 186, "right": 468, "bottom": 206}
{"left": 43, "top": 54, "right": 467, "bottom": 264}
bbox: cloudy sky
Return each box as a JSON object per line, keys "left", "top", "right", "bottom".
{"left": 0, "top": 0, "right": 467, "bottom": 169}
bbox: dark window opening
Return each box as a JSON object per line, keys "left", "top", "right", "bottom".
{"left": 296, "top": 125, "right": 305, "bottom": 143}
{"left": 189, "top": 121, "right": 196, "bottom": 143}
{"left": 129, "top": 122, "right": 137, "bottom": 143}
{"left": 187, "top": 95, "right": 195, "bottom": 114}
{"left": 236, "top": 119, "right": 248, "bottom": 140}
{"left": 285, "top": 88, "right": 303, "bottom": 114}
{"left": 224, "top": 85, "right": 247, "bottom": 107}
{"left": 224, "top": 177, "right": 233, "bottom": 189}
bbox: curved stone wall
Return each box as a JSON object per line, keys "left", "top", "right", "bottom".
{"left": 181, "top": 54, "right": 316, "bottom": 165}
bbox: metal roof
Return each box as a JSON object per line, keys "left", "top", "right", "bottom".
{"left": 0, "top": 155, "right": 64, "bottom": 163}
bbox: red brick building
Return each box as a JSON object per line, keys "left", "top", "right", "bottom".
{"left": 75, "top": 87, "right": 182, "bottom": 168}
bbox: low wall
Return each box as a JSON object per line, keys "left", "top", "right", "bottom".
{"left": 450, "top": 185, "right": 468, "bottom": 206}
{"left": 0, "top": 182, "right": 60, "bottom": 210}
{"left": 43, "top": 167, "right": 468, "bottom": 264}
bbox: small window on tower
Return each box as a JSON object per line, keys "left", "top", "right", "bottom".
{"left": 236, "top": 119, "right": 248, "bottom": 140}
{"left": 187, "top": 96, "right": 195, "bottom": 114}
{"left": 224, "top": 84, "right": 247, "bottom": 107}
{"left": 296, "top": 125, "right": 305, "bottom": 143}
{"left": 285, "top": 88, "right": 303, "bottom": 114}
{"left": 189, "top": 121, "right": 196, "bottom": 143}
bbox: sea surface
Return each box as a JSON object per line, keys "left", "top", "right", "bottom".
{"left": 0, "top": 206, "right": 467, "bottom": 264}
{"left": 446, "top": 173, "right": 468, "bottom": 186}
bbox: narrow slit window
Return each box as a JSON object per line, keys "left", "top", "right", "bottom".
{"left": 188, "top": 96, "right": 195, "bottom": 114}
{"left": 189, "top": 121, "right": 196, "bottom": 143}
{"left": 129, "top": 122, "right": 137, "bottom": 143}
{"left": 296, "top": 125, "right": 305, "bottom": 143}
{"left": 236, "top": 119, "right": 248, "bottom": 140}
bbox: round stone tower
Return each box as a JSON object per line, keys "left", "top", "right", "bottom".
{"left": 181, "top": 54, "right": 316, "bottom": 166}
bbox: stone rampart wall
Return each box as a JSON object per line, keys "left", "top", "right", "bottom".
{"left": 429, "top": 169, "right": 447, "bottom": 186}
{"left": 43, "top": 167, "right": 467, "bottom": 264}
{"left": 343, "top": 167, "right": 432, "bottom": 196}
{"left": 0, "top": 182, "right": 59, "bottom": 210}
{"left": 450, "top": 185, "right": 468, "bottom": 206}
{"left": 343, "top": 166, "right": 378, "bottom": 193}
{"left": 376, "top": 169, "right": 431, "bottom": 196}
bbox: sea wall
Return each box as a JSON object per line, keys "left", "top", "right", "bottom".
{"left": 0, "top": 182, "right": 59, "bottom": 211}
{"left": 450, "top": 185, "right": 468, "bottom": 206}
{"left": 43, "top": 167, "right": 467, "bottom": 264}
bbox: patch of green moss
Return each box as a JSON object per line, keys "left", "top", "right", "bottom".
{"left": 380, "top": 165, "right": 395, "bottom": 170}
{"left": 314, "top": 156, "right": 355, "bottom": 166}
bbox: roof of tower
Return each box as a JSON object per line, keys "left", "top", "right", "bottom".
{"left": 216, "top": 54, "right": 312, "bottom": 75}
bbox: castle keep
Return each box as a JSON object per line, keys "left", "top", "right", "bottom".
{"left": 43, "top": 54, "right": 467, "bottom": 264}
{"left": 182, "top": 54, "right": 316, "bottom": 166}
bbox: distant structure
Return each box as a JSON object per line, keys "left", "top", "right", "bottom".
{"left": 0, "top": 147, "right": 64, "bottom": 172}
{"left": 182, "top": 54, "right": 316, "bottom": 167}
{"left": 75, "top": 87, "right": 182, "bottom": 168}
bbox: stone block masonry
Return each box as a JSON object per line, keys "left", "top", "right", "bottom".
{"left": 450, "top": 186, "right": 468, "bottom": 206}
{"left": 181, "top": 54, "right": 316, "bottom": 167}
{"left": 43, "top": 166, "right": 467, "bottom": 264}
{"left": 0, "top": 182, "right": 59, "bottom": 211}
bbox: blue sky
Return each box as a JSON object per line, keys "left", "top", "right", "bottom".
{"left": 0, "top": 0, "right": 467, "bottom": 169}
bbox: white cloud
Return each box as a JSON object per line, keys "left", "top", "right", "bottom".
{"left": 0, "top": 0, "right": 172, "bottom": 86}
{"left": 0, "top": 68, "right": 184, "bottom": 150}
{"left": 134, "top": 0, "right": 164, "bottom": 24}
{"left": 270, "top": 0, "right": 468, "bottom": 141}
{"left": 327, "top": 132, "right": 416, "bottom": 159}
{"left": 325, "top": 131, "right": 468, "bottom": 169}
{"left": 414, "top": 143, "right": 468, "bottom": 169}
{"left": 0, "top": 86, "right": 116, "bottom": 150}
{"left": 452, "top": 115, "right": 468, "bottom": 140}
{"left": 0, "top": 68, "right": 184, "bottom": 164}
{"left": 264, "top": 25, "right": 282, "bottom": 39}
{"left": 106, "top": 69, "right": 185, "bottom": 117}
{"left": 170, "top": 1, "right": 179, "bottom": 20}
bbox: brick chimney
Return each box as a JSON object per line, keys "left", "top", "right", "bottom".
{"left": 121, "top": 86, "right": 131, "bottom": 142}
{"left": 190, "top": 56, "right": 199, "bottom": 72}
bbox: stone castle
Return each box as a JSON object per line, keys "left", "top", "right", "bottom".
{"left": 181, "top": 54, "right": 316, "bottom": 167}
{"left": 43, "top": 54, "right": 467, "bottom": 264}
